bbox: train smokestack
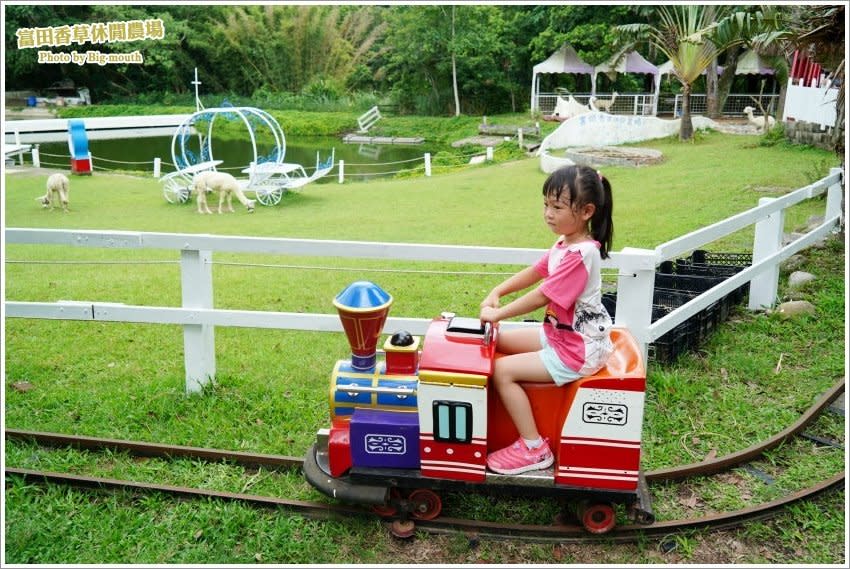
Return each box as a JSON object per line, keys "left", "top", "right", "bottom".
{"left": 333, "top": 281, "right": 393, "bottom": 371}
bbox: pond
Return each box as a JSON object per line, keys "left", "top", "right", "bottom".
{"left": 32, "top": 134, "right": 437, "bottom": 183}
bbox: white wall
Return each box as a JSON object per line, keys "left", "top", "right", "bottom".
{"left": 782, "top": 79, "right": 838, "bottom": 128}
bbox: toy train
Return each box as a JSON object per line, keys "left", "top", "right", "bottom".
{"left": 303, "top": 281, "right": 655, "bottom": 535}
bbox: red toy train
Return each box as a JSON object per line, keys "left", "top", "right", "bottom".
{"left": 303, "top": 281, "right": 655, "bottom": 535}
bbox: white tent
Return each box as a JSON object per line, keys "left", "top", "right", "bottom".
{"left": 593, "top": 49, "right": 661, "bottom": 114}
{"left": 659, "top": 50, "right": 775, "bottom": 78}
{"left": 530, "top": 44, "right": 594, "bottom": 112}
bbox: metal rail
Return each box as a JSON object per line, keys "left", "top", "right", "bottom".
{"left": 5, "top": 378, "right": 844, "bottom": 542}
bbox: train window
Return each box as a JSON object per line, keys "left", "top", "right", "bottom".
{"left": 432, "top": 401, "right": 472, "bottom": 443}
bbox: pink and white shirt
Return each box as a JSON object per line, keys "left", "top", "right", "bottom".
{"left": 534, "top": 237, "right": 614, "bottom": 376}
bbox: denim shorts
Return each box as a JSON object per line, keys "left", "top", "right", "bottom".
{"left": 538, "top": 327, "right": 583, "bottom": 386}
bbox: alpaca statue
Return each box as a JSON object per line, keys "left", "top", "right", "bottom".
{"left": 742, "top": 106, "right": 776, "bottom": 132}
{"left": 590, "top": 91, "right": 619, "bottom": 113}
{"left": 36, "top": 173, "right": 70, "bottom": 212}
{"left": 191, "top": 171, "right": 255, "bottom": 214}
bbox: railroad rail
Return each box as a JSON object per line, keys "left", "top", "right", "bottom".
{"left": 5, "top": 378, "right": 843, "bottom": 542}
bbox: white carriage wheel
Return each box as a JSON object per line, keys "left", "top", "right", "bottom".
{"left": 162, "top": 176, "right": 186, "bottom": 204}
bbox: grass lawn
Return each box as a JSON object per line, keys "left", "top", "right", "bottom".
{"left": 3, "top": 128, "right": 845, "bottom": 564}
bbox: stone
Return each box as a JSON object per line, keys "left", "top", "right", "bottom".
{"left": 782, "top": 254, "right": 807, "bottom": 272}
{"left": 788, "top": 271, "right": 816, "bottom": 289}
{"left": 776, "top": 300, "right": 816, "bottom": 319}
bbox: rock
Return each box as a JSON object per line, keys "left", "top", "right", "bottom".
{"left": 782, "top": 254, "right": 807, "bottom": 272}
{"left": 788, "top": 271, "right": 816, "bottom": 289}
{"left": 776, "top": 300, "right": 816, "bottom": 319}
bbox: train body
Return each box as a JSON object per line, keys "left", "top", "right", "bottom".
{"left": 304, "top": 281, "right": 654, "bottom": 534}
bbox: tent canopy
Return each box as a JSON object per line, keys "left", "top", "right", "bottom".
{"left": 659, "top": 50, "right": 775, "bottom": 77}
{"left": 531, "top": 43, "right": 594, "bottom": 112}
{"left": 736, "top": 49, "right": 775, "bottom": 75}
{"left": 533, "top": 43, "right": 594, "bottom": 75}
{"left": 595, "top": 49, "right": 659, "bottom": 78}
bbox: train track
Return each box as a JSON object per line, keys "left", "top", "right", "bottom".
{"left": 5, "top": 378, "right": 844, "bottom": 542}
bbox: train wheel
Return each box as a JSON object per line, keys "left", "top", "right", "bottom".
{"left": 408, "top": 489, "right": 442, "bottom": 520}
{"left": 372, "top": 488, "right": 402, "bottom": 517}
{"left": 578, "top": 501, "right": 617, "bottom": 534}
{"left": 389, "top": 519, "right": 416, "bottom": 539}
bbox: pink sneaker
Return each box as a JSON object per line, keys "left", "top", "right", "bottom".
{"left": 487, "top": 437, "right": 554, "bottom": 475}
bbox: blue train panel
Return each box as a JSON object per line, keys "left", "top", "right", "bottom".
{"left": 351, "top": 408, "right": 420, "bottom": 469}
{"left": 330, "top": 360, "right": 418, "bottom": 418}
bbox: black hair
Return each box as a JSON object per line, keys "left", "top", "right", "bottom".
{"left": 541, "top": 165, "right": 614, "bottom": 258}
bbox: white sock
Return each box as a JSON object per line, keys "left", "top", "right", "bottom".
{"left": 523, "top": 437, "right": 543, "bottom": 450}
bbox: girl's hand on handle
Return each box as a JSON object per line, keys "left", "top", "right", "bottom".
{"left": 480, "top": 305, "right": 501, "bottom": 324}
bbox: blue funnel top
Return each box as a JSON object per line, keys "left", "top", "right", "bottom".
{"left": 333, "top": 281, "right": 392, "bottom": 312}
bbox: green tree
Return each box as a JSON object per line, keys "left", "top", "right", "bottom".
{"left": 616, "top": 5, "right": 736, "bottom": 140}
{"left": 379, "top": 5, "right": 510, "bottom": 115}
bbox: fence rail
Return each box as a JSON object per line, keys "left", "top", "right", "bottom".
{"left": 5, "top": 169, "right": 843, "bottom": 393}
{"left": 533, "top": 92, "right": 780, "bottom": 118}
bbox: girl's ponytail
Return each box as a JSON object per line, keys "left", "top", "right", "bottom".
{"left": 591, "top": 174, "right": 614, "bottom": 259}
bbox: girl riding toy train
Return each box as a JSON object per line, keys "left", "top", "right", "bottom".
{"left": 304, "top": 166, "right": 654, "bottom": 535}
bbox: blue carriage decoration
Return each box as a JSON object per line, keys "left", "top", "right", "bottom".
{"left": 159, "top": 105, "right": 334, "bottom": 206}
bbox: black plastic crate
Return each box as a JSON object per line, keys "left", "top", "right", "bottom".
{"left": 655, "top": 272, "right": 726, "bottom": 294}
{"left": 675, "top": 249, "right": 752, "bottom": 278}
{"left": 690, "top": 249, "right": 753, "bottom": 267}
{"left": 649, "top": 320, "right": 693, "bottom": 364}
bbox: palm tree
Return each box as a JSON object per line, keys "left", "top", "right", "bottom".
{"left": 702, "top": 6, "right": 789, "bottom": 119}
{"left": 615, "top": 5, "right": 736, "bottom": 140}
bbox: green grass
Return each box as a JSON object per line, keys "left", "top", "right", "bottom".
{"left": 3, "top": 129, "right": 845, "bottom": 564}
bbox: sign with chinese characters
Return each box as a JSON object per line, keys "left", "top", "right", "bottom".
{"left": 16, "top": 19, "right": 165, "bottom": 67}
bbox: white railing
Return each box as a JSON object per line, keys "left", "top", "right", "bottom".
{"left": 5, "top": 169, "right": 843, "bottom": 393}
{"left": 670, "top": 93, "right": 781, "bottom": 118}
{"left": 534, "top": 92, "right": 782, "bottom": 118}
{"left": 357, "top": 105, "right": 382, "bottom": 133}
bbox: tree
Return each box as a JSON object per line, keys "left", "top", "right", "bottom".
{"left": 379, "top": 5, "right": 508, "bottom": 115}
{"left": 616, "top": 5, "right": 737, "bottom": 140}
{"left": 699, "top": 6, "right": 789, "bottom": 118}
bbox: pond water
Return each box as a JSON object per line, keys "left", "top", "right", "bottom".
{"left": 33, "top": 134, "right": 435, "bottom": 183}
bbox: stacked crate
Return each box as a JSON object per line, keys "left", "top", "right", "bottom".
{"left": 604, "top": 250, "right": 752, "bottom": 364}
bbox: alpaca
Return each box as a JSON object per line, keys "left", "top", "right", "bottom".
{"left": 36, "top": 173, "right": 70, "bottom": 212}
{"left": 590, "top": 91, "right": 619, "bottom": 113}
{"left": 742, "top": 106, "right": 776, "bottom": 132}
{"left": 191, "top": 171, "right": 255, "bottom": 214}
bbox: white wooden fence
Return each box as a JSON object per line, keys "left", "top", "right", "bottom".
{"left": 5, "top": 169, "right": 843, "bottom": 393}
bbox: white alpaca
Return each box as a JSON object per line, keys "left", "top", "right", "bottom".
{"left": 743, "top": 106, "right": 776, "bottom": 132}
{"left": 36, "top": 173, "right": 70, "bottom": 212}
{"left": 191, "top": 171, "right": 255, "bottom": 214}
{"left": 590, "top": 91, "right": 619, "bottom": 113}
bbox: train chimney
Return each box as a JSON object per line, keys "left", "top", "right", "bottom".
{"left": 333, "top": 281, "right": 393, "bottom": 371}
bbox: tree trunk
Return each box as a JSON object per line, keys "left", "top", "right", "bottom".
{"left": 451, "top": 6, "right": 460, "bottom": 117}
{"left": 706, "top": 58, "right": 720, "bottom": 118}
{"left": 716, "top": 48, "right": 741, "bottom": 118}
{"left": 680, "top": 83, "right": 694, "bottom": 141}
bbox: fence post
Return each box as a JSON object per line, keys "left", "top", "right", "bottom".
{"left": 517, "top": 128, "right": 524, "bottom": 149}
{"left": 153, "top": 157, "right": 161, "bottom": 178}
{"left": 180, "top": 249, "right": 215, "bottom": 394}
{"left": 613, "top": 247, "right": 657, "bottom": 364}
{"left": 338, "top": 160, "right": 345, "bottom": 184}
{"left": 32, "top": 146, "right": 40, "bottom": 168}
{"left": 826, "top": 167, "right": 844, "bottom": 229}
{"left": 486, "top": 147, "right": 493, "bottom": 161}
{"left": 424, "top": 153, "right": 431, "bottom": 177}
{"left": 748, "top": 197, "right": 784, "bottom": 310}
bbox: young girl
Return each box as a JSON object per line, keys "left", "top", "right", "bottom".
{"left": 479, "top": 164, "right": 615, "bottom": 475}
